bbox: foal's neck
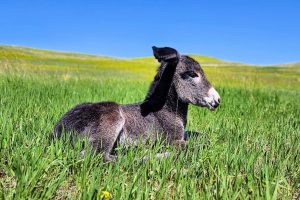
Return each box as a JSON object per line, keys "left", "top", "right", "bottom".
{"left": 164, "top": 86, "right": 188, "bottom": 127}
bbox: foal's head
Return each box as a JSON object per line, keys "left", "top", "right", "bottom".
{"left": 143, "top": 46, "right": 220, "bottom": 114}
{"left": 172, "top": 55, "right": 220, "bottom": 110}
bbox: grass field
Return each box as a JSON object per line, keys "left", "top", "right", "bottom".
{"left": 0, "top": 46, "right": 299, "bottom": 199}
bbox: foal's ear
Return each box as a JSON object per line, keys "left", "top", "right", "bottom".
{"left": 152, "top": 46, "right": 180, "bottom": 62}
{"left": 140, "top": 46, "right": 180, "bottom": 116}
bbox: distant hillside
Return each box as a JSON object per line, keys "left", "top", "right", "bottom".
{"left": 0, "top": 45, "right": 244, "bottom": 79}
{"left": 0, "top": 45, "right": 299, "bottom": 89}
{"left": 275, "top": 62, "right": 300, "bottom": 68}
{"left": 0, "top": 45, "right": 244, "bottom": 67}
{"left": 0, "top": 45, "right": 115, "bottom": 60}
{"left": 0, "top": 45, "right": 158, "bottom": 79}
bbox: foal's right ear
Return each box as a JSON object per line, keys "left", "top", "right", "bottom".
{"left": 152, "top": 46, "right": 180, "bottom": 63}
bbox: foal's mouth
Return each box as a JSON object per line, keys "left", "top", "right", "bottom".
{"left": 203, "top": 87, "right": 221, "bottom": 111}
{"left": 206, "top": 102, "right": 219, "bottom": 111}
{"left": 195, "top": 100, "right": 219, "bottom": 111}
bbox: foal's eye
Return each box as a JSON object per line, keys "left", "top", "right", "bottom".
{"left": 181, "top": 71, "right": 199, "bottom": 79}
{"left": 188, "top": 72, "right": 198, "bottom": 78}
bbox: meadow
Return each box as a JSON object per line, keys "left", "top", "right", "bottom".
{"left": 0, "top": 46, "right": 299, "bottom": 199}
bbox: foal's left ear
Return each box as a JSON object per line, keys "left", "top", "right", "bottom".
{"left": 152, "top": 46, "right": 180, "bottom": 63}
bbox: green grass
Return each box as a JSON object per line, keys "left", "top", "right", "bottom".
{"left": 0, "top": 46, "right": 299, "bottom": 199}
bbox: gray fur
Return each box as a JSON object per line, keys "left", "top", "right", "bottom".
{"left": 52, "top": 51, "right": 220, "bottom": 162}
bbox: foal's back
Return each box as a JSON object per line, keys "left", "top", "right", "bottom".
{"left": 53, "top": 101, "right": 122, "bottom": 138}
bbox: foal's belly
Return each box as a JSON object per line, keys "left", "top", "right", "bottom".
{"left": 119, "top": 122, "right": 159, "bottom": 146}
{"left": 118, "top": 115, "right": 162, "bottom": 146}
{"left": 118, "top": 103, "right": 163, "bottom": 145}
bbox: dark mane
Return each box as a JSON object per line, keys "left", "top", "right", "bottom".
{"left": 145, "top": 62, "right": 166, "bottom": 99}
{"left": 140, "top": 59, "right": 178, "bottom": 116}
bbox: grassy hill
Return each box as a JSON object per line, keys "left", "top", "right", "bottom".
{"left": 1, "top": 45, "right": 299, "bottom": 89}
{"left": 0, "top": 45, "right": 299, "bottom": 199}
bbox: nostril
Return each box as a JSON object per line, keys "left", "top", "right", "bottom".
{"left": 218, "top": 98, "right": 221, "bottom": 104}
{"left": 214, "top": 103, "right": 219, "bottom": 108}
{"left": 212, "top": 100, "right": 220, "bottom": 108}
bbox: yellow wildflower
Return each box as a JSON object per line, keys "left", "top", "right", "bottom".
{"left": 100, "top": 191, "right": 111, "bottom": 200}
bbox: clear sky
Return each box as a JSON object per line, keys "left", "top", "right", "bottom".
{"left": 1, "top": 0, "right": 299, "bottom": 64}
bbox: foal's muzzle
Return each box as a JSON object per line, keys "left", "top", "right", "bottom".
{"left": 203, "top": 87, "right": 220, "bottom": 111}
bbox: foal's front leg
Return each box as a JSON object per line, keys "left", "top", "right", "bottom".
{"left": 142, "top": 130, "right": 186, "bottom": 162}
{"left": 151, "top": 129, "right": 186, "bottom": 161}
{"left": 173, "top": 139, "right": 187, "bottom": 150}
{"left": 170, "top": 124, "right": 187, "bottom": 150}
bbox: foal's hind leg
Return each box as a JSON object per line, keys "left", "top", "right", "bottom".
{"left": 89, "top": 107, "right": 125, "bottom": 162}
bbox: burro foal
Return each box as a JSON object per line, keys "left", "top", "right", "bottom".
{"left": 52, "top": 47, "right": 220, "bottom": 161}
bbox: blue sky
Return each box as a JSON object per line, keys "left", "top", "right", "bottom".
{"left": 1, "top": 0, "right": 299, "bottom": 64}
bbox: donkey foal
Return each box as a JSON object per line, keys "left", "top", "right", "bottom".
{"left": 52, "top": 47, "right": 220, "bottom": 161}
